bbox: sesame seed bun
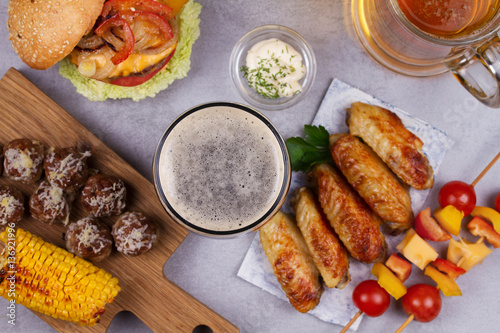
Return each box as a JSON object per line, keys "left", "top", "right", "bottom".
{"left": 7, "top": 0, "right": 105, "bottom": 70}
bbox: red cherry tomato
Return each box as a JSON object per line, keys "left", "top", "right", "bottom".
{"left": 495, "top": 193, "right": 500, "bottom": 213}
{"left": 401, "top": 284, "right": 442, "bottom": 323}
{"left": 438, "top": 180, "right": 476, "bottom": 216}
{"left": 352, "top": 280, "right": 391, "bottom": 317}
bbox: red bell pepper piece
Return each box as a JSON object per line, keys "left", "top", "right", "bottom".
{"left": 414, "top": 207, "right": 451, "bottom": 242}
{"left": 102, "top": 0, "right": 173, "bottom": 18}
{"left": 385, "top": 253, "right": 412, "bottom": 282}
{"left": 95, "top": 16, "right": 135, "bottom": 65}
{"left": 431, "top": 258, "right": 466, "bottom": 280}
{"left": 467, "top": 216, "right": 500, "bottom": 248}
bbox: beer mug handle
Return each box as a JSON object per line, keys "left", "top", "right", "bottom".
{"left": 446, "top": 36, "right": 500, "bottom": 108}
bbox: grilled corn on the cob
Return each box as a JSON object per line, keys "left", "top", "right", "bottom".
{"left": 0, "top": 228, "right": 120, "bottom": 326}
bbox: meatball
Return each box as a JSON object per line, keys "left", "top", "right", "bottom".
{"left": 0, "top": 185, "right": 24, "bottom": 227}
{"left": 44, "top": 146, "right": 91, "bottom": 193}
{"left": 65, "top": 217, "right": 113, "bottom": 262}
{"left": 29, "top": 181, "right": 70, "bottom": 225}
{"left": 112, "top": 211, "right": 158, "bottom": 256}
{"left": 81, "top": 174, "right": 126, "bottom": 217}
{"left": 3, "top": 139, "right": 45, "bottom": 183}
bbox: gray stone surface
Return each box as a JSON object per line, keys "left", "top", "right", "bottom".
{"left": 0, "top": 1, "right": 499, "bottom": 332}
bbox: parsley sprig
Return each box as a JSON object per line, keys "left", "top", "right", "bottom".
{"left": 286, "top": 125, "right": 333, "bottom": 173}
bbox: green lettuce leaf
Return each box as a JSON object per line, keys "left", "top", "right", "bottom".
{"left": 58, "top": 0, "right": 202, "bottom": 102}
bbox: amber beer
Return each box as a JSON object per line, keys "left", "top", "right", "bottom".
{"left": 397, "top": 0, "right": 500, "bottom": 37}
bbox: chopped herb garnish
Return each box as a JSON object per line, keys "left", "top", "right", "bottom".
{"left": 242, "top": 40, "right": 304, "bottom": 99}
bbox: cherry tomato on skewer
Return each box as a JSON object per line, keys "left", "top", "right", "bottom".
{"left": 401, "top": 284, "right": 442, "bottom": 323}
{"left": 495, "top": 193, "right": 500, "bottom": 213}
{"left": 340, "top": 279, "right": 392, "bottom": 333}
{"left": 352, "top": 279, "right": 391, "bottom": 317}
{"left": 438, "top": 181, "right": 476, "bottom": 216}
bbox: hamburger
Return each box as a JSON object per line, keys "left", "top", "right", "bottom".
{"left": 7, "top": 0, "right": 201, "bottom": 101}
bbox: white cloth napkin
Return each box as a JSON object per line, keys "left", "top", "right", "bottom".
{"left": 237, "top": 78, "right": 454, "bottom": 330}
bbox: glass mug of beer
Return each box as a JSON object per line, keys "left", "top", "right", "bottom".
{"left": 352, "top": 0, "right": 500, "bottom": 107}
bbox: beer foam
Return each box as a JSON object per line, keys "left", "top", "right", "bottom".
{"left": 158, "top": 105, "right": 286, "bottom": 232}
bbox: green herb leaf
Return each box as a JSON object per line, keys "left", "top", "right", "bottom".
{"left": 304, "top": 124, "right": 330, "bottom": 146}
{"left": 286, "top": 125, "right": 332, "bottom": 172}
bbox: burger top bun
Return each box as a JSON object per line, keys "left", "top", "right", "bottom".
{"left": 7, "top": 0, "right": 105, "bottom": 70}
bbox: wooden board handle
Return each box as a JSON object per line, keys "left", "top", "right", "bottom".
{"left": 127, "top": 271, "right": 238, "bottom": 333}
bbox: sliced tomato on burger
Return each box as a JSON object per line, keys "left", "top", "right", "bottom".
{"left": 108, "top": 48, "right": 175, "bottom": 86}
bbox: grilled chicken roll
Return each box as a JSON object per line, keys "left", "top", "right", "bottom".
{"left": 259, "top": 211, "right": 323, "bottom": 313}
{"left": 308, "top": 163, "right": 387, "bottom": 264}
{"left": 290, "top": 187, "right": 350, "bottom": 289}
{"left": 346, "top": 102, "right": 434, "bottom": 190}
{"left": 330, "top": 134, "right": 413, "bottom": 234}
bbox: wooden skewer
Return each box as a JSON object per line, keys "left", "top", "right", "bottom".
{"left": 456, "top": 256, "right": 466, "bottom": 268}
{"left": 339, "top": 310, "right": 363, "bottom": 333}
{"left": 470, "top": 151, "right": 500, "bottom": 187}
{"left": 395, "top": 313, "right": 415, "bottom": 333}
{"left": 454, "top": 236, "right": 484, "bottom": 269}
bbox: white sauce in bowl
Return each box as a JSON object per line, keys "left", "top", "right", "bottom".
{"left": 244, "top": 38, "right": 305, "bottom": 98}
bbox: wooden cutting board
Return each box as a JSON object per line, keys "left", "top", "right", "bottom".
{"left": 0, "top": 68, "right": 239, "bottom": 333}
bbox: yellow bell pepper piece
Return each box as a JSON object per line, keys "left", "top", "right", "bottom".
{"left": 471, "top": 206, "right": 500, "bottom": 234}
{"left": 396, "top": 228, "right": 439, "bottom": 270}
{"left": 447, "top": 238, "right": 493, "bottom": 272}
{"left": 160, "top": 0, "right": 189, "bottom": 17}
{"left": 371, "top": 263, "right": 407, "bottom": 300}
{"left": 424, "top": 266, "right": 462, "bottom": 297}
{"left": 434, "top": 205, "right": 464, "bottom": 236}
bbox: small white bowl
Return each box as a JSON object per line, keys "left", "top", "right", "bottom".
{"left": 229, "top": 25, "right": 317, "bottom": 111}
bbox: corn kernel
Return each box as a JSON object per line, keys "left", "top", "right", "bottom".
{"left": 87, "top": 279, "right": 97, "bottom": 290}
{"left": 44, "top": 255, "right": 54, "bottom": 267}
{"left": 108, "top": 277, "right": 119, "bottom": 287}
{"left": 64, "top": 275, "right": 74, "bottom": 286}
{"left": 53, "top": 281, "right": 63, "bottom": 292}
{"left": 33, "top": 261, "right": 43, "bottom": 272}
{"left": 80, "top": 277, "right": 90, "bottom": 287}
{"left": 20, "top": 256, "right": 30, "bottom": 267}
{"left": 85, "top": 288, "right": 93, "bottom": 297}
{"left": 33, "top": 240, "right": 42, "bottom": 251}
{"left": 95, "top": 299, "right": 105, "bottom": 308}
{"left": 68, "top": 264, "right": 78, "bottom": 276}
{"left": 58, "top": 273, "right": 67, "bottom": 284}
{"left": 27, "top": 258, "right": 36, "bottom": 270}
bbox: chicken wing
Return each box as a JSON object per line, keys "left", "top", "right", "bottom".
{"left": 330, "top": 133, "right": 413, "bottom": 234}
{"left": 259, "top": 211, "right": 323, "bottom": 313}
{"left": 308, "top": 163, "right": 387, "bottom": 264}
{"left": 346, "top": 102, "right": 434, "bottom": 190}
{"left": 290, "top": 187, "right": 350, "bottom": 289}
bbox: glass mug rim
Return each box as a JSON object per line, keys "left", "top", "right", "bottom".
{"left": 388, "top": 0, "right": 500, "bottom": 47}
